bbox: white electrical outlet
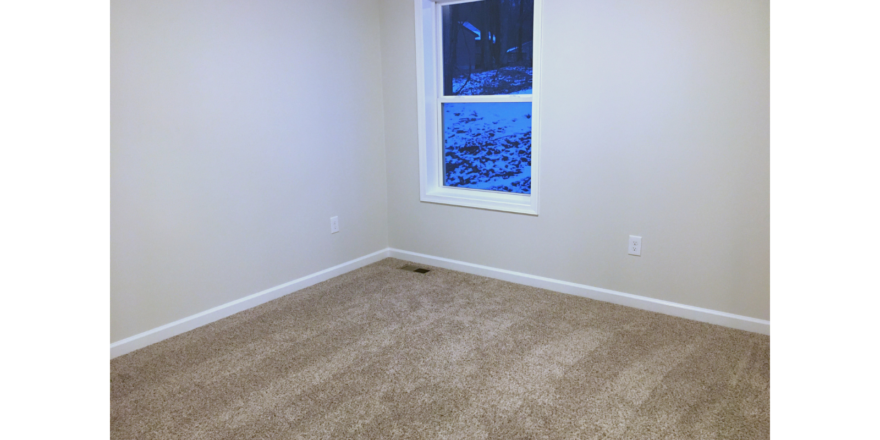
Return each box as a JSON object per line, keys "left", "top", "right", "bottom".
{"left": 628, "top": 235, "right": 642, "bottom": 256}
{"left": 330, "top": 216, "right": 339, "bottom": 234}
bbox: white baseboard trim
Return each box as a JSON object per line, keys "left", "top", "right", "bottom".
{"left": 388, "top": 248, "right": 770, "bottom": 335}
{"left": 112, "top": 247, "right": 768, "bottom": 359}
{"left": 110, "top": 248, "right": 391, "bottom": 359}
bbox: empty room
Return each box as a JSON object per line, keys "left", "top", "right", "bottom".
{"left": 110, "top": 0, "right": 771, "bottom": 438}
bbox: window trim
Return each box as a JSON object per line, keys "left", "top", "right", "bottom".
{"left": 414, "top": 0, "right": 543, "bottom": 215}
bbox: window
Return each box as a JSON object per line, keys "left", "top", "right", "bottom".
{"left": 415, "top": 0, "right": 543, "bottom": 215}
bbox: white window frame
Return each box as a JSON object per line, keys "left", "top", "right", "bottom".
{"left": 414, "top": 0, "right": 543, "bottom": 215}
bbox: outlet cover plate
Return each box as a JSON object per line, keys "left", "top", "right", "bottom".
{"left": 628, "top": 235, "right": 642, "bottom": 256}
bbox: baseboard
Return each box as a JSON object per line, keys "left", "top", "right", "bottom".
{"left": 110, "top": 249, "right": 391, "bottom": 359}
{"left": 388, "top": 248, "right": 770, "bottom": 335}
{"left": 112, "top": 247, "right": 768, "bottom": 359}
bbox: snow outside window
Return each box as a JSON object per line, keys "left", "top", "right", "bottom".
{"left": 416, "top": 0, "right": 543, "bottom": 215}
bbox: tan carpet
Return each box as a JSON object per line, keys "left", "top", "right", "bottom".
{"left": 111, "top": 258, "right": 769, "bottom": 439}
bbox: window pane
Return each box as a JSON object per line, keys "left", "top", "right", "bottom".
{"left": 443, "top": 102, "right": 532, "bottom": 194}
{"left": 442, "top": 0, "right": 534, "bottom": 96}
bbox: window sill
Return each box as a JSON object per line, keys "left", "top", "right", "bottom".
{"left": 421, "top": 186, "right": 538, "bottom": 215}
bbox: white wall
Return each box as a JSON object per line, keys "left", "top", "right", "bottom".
{"left": 112, "top": 0, "right": 769, "bottom": 344}
{"left": 381, "top": 0, "right": 769, "bottom": 320}
{"left": 111, "top": 0, "right": 388, "bottom": 342}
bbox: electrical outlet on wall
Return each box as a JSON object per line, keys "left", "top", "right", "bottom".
{"left": 330, "top": 216, "right": 339, "bottom": 234}
{"left": 628, "top": 235, "right": 642, "bottom": 256}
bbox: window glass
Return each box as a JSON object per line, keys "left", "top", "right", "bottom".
{"left": 441, "top": 0, "right": 534, "bottom": 96}
{"left": 443, "top": 102, "right": 532, "bottom": 193}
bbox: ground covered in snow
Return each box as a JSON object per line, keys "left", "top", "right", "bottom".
{"left": 452, "top": 66, "right": 532, "bottom": 96}
{"left": 443, "top": 102, "right": 532, "bottom": 194}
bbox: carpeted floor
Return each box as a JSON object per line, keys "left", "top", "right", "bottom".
{"left": 111, "top": 258, "right": 770, "bottom": 439}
